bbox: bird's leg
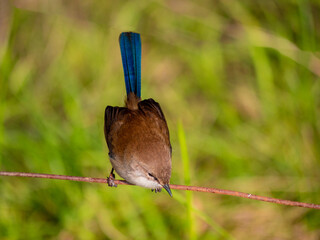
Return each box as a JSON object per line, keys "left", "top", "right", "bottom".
{"left": 107, "top": 168, "right": 117, "bottom": 187}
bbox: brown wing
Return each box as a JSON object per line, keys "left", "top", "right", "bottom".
{"left": 138, "top": 98, "right": 172, "bottom": 154}
{"left": 104, "top": 106, "right": 128, "bottom": 155}
{"left": 138, "top": 98, "right": 166, "bottom": 120}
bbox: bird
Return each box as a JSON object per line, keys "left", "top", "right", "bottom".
{"left": 104, "top": 32, "right": 172, "bottom": 197}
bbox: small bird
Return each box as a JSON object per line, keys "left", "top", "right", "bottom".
{"left": 104, "top": 32, "right": 172, "bottom": 196}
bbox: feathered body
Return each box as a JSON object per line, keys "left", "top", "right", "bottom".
{"left": 104, "top": 32, "right": 172, "bottom": 196}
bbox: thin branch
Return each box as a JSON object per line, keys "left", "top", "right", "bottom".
{"left": 1, "top": 171, "right": 319, "bottom": 210}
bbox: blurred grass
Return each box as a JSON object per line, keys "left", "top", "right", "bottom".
{"left": 1, "top": 0, "right": 320, "bottom": 239}
{"left": 177, "top": 121, "right": 195, "bottom": 239}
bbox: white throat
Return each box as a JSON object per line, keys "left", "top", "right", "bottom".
{"left": 129, "top": 175, "right": 161, "bottom": 189}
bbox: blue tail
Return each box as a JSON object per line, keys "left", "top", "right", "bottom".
{"left": 119, "top": 32, "right": 141, "bottom": 98}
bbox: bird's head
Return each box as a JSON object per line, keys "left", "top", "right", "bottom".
{"left": 128, "top": 156, "right": 172, "bottom": 197}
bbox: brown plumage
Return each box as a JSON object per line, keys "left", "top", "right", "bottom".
{"left": 104, "top": 93, "right": 172, "bottom": 195}
{"left": 104, "top": 32, "right": 172, "bottom": 196}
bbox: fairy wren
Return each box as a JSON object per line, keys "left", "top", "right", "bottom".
{"left": 104, "top": 32, "right": 172, "bottom": 196}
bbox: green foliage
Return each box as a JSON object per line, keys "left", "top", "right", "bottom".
{"left": 1, "top": 0, "right": 320, "bottom": 239}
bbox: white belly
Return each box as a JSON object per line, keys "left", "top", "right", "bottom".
{"left": 110, "top": 157, "right": 161, "bottom": 189}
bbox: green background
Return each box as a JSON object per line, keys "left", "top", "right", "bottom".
{"left": 1, "top": 0, "right": 320, "bottom": 239}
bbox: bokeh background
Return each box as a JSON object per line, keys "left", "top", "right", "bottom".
{"left": 1, "top": 0, "right": 320, "bottom": 239}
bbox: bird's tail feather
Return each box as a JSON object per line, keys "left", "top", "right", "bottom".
{"left": 119, "top": 32, "right": 141, "bottom": 98}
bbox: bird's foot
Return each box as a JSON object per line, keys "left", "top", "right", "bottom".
{"left": 151, "top": 188, "right": 162, "bottom": 193}
{"left": 107, "top": 172, "right": 117, "bottom": 187}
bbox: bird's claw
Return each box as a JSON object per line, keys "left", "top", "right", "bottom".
{"left": 151, "top": 188, "right": 162, "bottom": 193}
{"left": 107, "top": 173, "right": 117, "bottom": 187}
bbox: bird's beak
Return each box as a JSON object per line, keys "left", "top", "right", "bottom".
{"left": 163, "top": 184, "right": 173, "bottom": 197}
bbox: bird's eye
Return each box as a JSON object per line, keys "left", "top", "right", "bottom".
{"left": 148, "top": 173, "right": 158, "bottom": 181}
